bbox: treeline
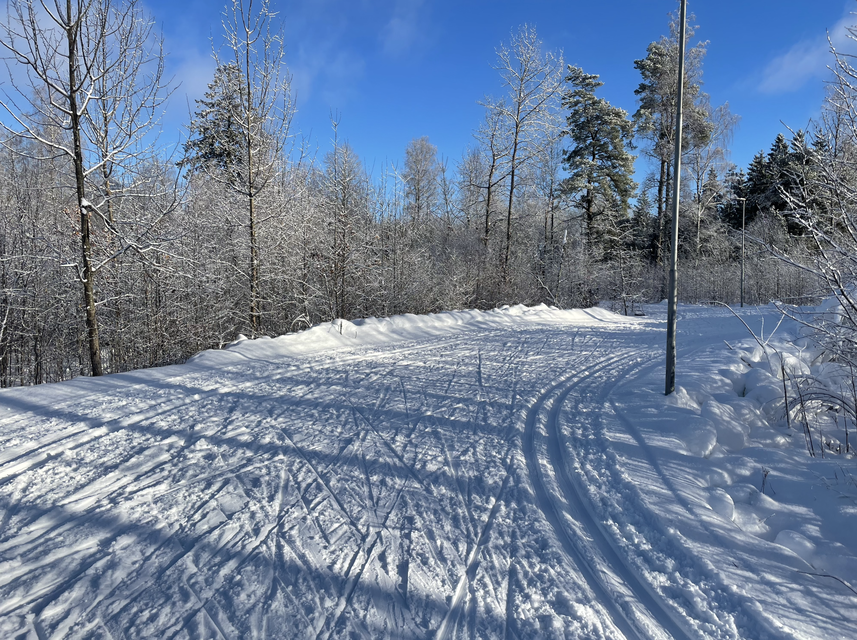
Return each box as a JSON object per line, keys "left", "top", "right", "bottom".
{"left": 0, "top": 0, "right": 830, "bottom": 386}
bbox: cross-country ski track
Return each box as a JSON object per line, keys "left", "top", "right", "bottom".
{"left": 1, "top": 304, "right": 855, "bottom": 639}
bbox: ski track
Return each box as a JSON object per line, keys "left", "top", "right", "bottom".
{"left": 0, "top": 317, "right": 742, "bottom": 639}
{"left": 524, "top": 346, "right": 695, "bottom": 640}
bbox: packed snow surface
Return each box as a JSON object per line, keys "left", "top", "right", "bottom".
{"left": 0, "top": 303, "right": 855, "bottom": 639}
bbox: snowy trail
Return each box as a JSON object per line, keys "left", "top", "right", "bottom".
{"left": 0, "top": 304, "right": 853, "bottom": 639}
{"left": 526, "top": 345, "right": 697, "bottom": 640}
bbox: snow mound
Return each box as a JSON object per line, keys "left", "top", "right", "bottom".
{"left": 774, "top": 530, "right": 816, "bottom": 566}
{"left": 189, "top": 304, "right": 636, "bottom": 367}
{"left": 707, "top": 488, "right": 735, "bottom": 521}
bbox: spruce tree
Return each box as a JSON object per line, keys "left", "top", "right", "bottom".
{"left": 181, "top": 63, "right": 248, "bottom": 184}
{"left": 720, "top": 167, "right": 748, "bottom": 229}
{"left": 767, "top": 133, "right": 791, "bottom": 214}
{"left": 746, "top": 151, "right": 771, "bottom": 216}
{"left": 631, "top": 188, "right": 656, "bottom": 255}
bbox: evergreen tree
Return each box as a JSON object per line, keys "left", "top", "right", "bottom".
{"left": 561, "top": 65, "right": 636, "bottom": 252}
{"left": 178, "top": 0, "right": 294, "bottom": 336}
{"left": 633, "top": 11, "right": 713, "bottom": 262}
{"left": 767, "top": 133, "right": 791, "bottom": 213}
{"left": 720, "top": 166, "right": 748, "bottom": 229}
{"left": 745, "top": 150, "right": 771, "bottom": 216}
{"left": 180, "top": 63, "right": 248, "bottom": 184}
{"left": 631, "top": 188, "right": 655, "bottom": 255}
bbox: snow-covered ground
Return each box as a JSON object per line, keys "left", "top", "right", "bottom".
{"left": 0, "top": 303, "right": 854, "bottom": 639}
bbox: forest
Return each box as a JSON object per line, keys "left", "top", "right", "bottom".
{"left": 0, "top": 0, "right": 852, "bottom": 387}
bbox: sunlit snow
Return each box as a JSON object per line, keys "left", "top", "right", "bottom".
{"left": 0, "top": 303, "right": 854, "bottom": 639}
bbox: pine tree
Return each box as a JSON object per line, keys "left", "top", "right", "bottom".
{"left": 633, "top": 11, "right": 713, "bottom": 263}
{"left": 561, "top": 65, "right": 636, "bottom": 253}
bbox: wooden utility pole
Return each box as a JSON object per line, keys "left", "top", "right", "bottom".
{"left": 665, "top": 0, "right": 687, "bottom": 395}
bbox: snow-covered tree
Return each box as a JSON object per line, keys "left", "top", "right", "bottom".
{"left": 490, "top": 25, "right": 564, "bottom": 283}
{"left": 633, "top": 11, "right": 712, "bottom": 263}
{"left": 402, "top": 136, "right": 440, "bottom": 224}
{"left": 182, "top": 0, "right": 294, "bottom": 335}
{"left": 181, "top": 62, "right": 248, "bottom": 182}
{"left": 0, "top": 0, "right": 172, "bottom": 376}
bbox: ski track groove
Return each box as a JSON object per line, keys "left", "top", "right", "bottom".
{"left": 520, "top": 346, "right": 635, "bottom": 630}
{"left": 434, "top": 459, "right": 513, "bottom": 640}
{"left": 0, "top": 320, "right": 710, "bottom": 639}
{"left": 524, "top": 344, "right": 694, "bottom": 640}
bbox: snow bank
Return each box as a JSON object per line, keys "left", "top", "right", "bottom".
{"left": 603, "top": 302, "right": 857, "bottom": 638}
{"left": 188, "top": 304, "right": 630, "bottom": 368}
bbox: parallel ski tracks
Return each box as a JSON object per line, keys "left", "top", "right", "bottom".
{"left": 523, "top": 346, "right": 693, "bottom": 640}
{"left": 0, "top": 321, "right": 688, "bottom": 639}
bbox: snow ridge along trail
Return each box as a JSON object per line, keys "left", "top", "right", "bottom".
{"left": 0, "top": 304, "right": 851, "bottom": 639}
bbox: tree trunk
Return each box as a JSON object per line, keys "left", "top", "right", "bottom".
{"left": 67, "top": 1, "right": 103, "bottom": 377}
{"left": 245, "top": 37, "right": 259, "bottom": 336}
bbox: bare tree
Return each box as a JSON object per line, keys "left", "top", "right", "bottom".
{"left": 489, "top": 25, "right": 564, "bottom": 282}
{"left": 686, "top": 97, "right": 738, "bottom": 260}
{"left": 184, "top": 0, "right": 294, "bottom": 335}
{"left": 473, "top": 97, "right": 511, "bottom": 256}
{"left": 402, "top": 136, "right": 439, "bottom": 225}
{"left": 0, "top": 0, "right": 171, "bottom": 376}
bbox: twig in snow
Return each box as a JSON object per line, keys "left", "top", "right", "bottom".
{"left": 796, "top": 571, "right": 857, "bottom": 596}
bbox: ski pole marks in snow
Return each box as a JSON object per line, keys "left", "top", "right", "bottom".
{"left": 0, "top": 304, "right": 853, "bottom": 639}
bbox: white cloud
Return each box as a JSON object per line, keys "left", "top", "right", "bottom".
{"left": 380, "top": 0, "right": 429, "bottom": 58}
{"left": 760, "top": 9, "right": 857, "bottom": 94}
{"left": 170, "top": 49, "right": 217, "bottom": 107}
{"left": 290, "top": 43, "right": 366, "bottom": 109}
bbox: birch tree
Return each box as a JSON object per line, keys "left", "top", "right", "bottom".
{"left": 490, "top": 25, "right": 563, "bottom": 282}
{"left": 0, "top": 0, "right": 171, "bottom": 376}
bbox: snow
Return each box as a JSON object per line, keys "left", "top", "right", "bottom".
{"left": 0, "top": 303, "right": 855, "bottom": 639}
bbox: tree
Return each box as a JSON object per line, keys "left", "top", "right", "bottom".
{"left": 720, "top": 166, "right": 747, "bottom": 229}
{"left": 745, "top": 150, "right": 771, "bottom": 216}
{"left": 181, "top": 62, "right": 247, "bottom": 182}
{"left": 473, "top": 98, "right": 511, "bottom": 255}
{"left": 489, "top": 25, "right": 564, "bottom": 283}
{"left": 767, "top": 133, "right": 791, "bottom": 214}
{"left": 402, "top": 136, "right": 439, "bottom": 224}
{"left": 561, "top": 64, "right": 636, "bottom": 251}
{"left": 633, "top": 10, "right": 713, "bottom": 263}
{"left": 182, "top": 0, "right": 294, "bottom": 335}
{"left": 0, "top": 0, "right": 171, "bottom": 376}
{"left": 323, "top": 119, "right": 369, "bottom": 320}
{"left": 685, "top": 98, "right": 738, "bottom": 259}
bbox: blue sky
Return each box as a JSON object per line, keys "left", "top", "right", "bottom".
{"left": 147, "top": 0, "right": 851, "bottom": 179}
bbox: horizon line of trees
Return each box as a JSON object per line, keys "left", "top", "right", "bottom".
{"left": 0, "top": 0, "right": 837, "bottom": 387}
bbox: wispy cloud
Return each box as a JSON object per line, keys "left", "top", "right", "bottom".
{"left": 380, "top": 0, "right": 429, "bottom": 58}
{"left": 760, "top": 8, "right": 857, "bottom": 94}
{"left": 169, "top": 49, "right": 216, "bottom": 107}
{"left": 275, "top": 0, "right": 366, "bottom": 111}
{"left": 290, "top": 43, "right": 366, "bottom": 109}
